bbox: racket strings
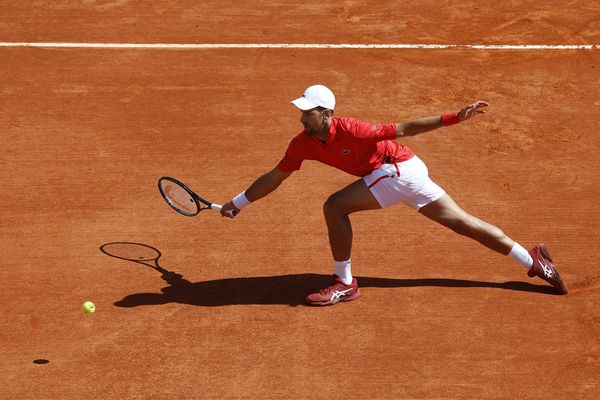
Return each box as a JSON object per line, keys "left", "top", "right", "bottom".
{"left": 100, "top": 242, "right": 161, "bottom": 262}
{"left": 160, "top": 180, "right": 199, "bottom": 215}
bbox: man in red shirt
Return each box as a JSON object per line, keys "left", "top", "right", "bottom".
{"left": 221, "top": 84, "right": 567, "bottom": 305}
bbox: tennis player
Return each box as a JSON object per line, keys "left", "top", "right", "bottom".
{"left": 220, "top": 84, "right": 568, "bottom": 305}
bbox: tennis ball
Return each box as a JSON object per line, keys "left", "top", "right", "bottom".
{"left": 82, "top": 301, "right": 96, "bottom": 314}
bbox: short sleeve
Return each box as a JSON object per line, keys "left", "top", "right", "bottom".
{"left": 277, "top": 137, "right": 305, "bottom": 172}
{"left": 352, "top": 119, "right": 397, "bottom": 142}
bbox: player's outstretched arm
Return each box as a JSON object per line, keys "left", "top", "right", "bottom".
{"left": 395, "top": 100, "right": 489, "bottom": 138}
{"left": 220, "top": 167, "right": 293, "bottom": 218}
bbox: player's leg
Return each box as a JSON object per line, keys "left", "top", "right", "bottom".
{"left": 323, "top": 178, "right": 382, "bottom": 261}
{"left": 306, "top": 178, "right": 381, "bottom": 306}
{"left": 418, "top": 193, "right": 568, "bottom": 294}
{"left": 374, "top": 155, "right": 567, "bottom": 294}
{"left": 417, "top": 193, "right": 514, "bottom": 254}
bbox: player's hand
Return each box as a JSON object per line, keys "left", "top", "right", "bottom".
{"left": 220, "top": 201, "right": 240, "bottom": 218}
{"left": 458, "top": 100, "right": 489, "bottom": 122}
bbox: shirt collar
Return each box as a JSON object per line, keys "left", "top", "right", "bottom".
{"left": 325, "top": 117, "right": 338, "bottom": 145}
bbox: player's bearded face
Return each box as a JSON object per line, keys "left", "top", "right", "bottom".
{"left": 300, "top": 108, "right": 326, "bottom": 136}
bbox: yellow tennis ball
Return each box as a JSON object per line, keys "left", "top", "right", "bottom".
{"left": 82, "top": 301, "right": 96, "bottom": 314}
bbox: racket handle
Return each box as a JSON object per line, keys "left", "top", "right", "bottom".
{"left": 210, "top": 203, "right": 237, "bottom": 217}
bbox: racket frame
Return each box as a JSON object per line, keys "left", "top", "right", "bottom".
{"left": 158, "top": 176, "right": 232, "bottom": 217}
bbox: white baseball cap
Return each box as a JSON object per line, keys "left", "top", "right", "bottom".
{"left": 291, "top": 84, "right": 335, "bottom": 110}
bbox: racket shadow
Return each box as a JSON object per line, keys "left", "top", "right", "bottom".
{"left": 99, "top": 242, "right": 186, "bottom": 285}
{"left": 103, "top": 244, "right": 557, "bottom": 308}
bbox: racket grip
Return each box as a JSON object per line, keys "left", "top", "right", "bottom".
{"left": 210, "top": 203, "right": 237, "bottom": 217}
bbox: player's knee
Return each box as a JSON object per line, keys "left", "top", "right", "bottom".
{"left": 452, "top": 215, "right": 504, "bottom": 239}
{"left": 448, "top": 218, "right": 466, "bottom": 234}
{"left": 448, "top": 215, "right": 476, "bottom": 236}
{"left": 323, "top": 194, "right": 344, "bottom": 217}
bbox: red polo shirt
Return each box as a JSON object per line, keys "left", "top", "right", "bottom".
{"left": 277, "top": 117, "right": 414, "bottom": 177}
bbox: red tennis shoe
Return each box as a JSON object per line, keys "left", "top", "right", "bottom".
{"left": 528, "top": 244, "right": 568, "bottom": 294}
{"left": 306, "top": 275, "right": 361, "bottom": 306}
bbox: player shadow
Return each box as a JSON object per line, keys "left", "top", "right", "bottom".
{"left": 101, "top": 242, "right": 557, "bottom": 308}
{"left": 110, "top": 269, "right": 558, "bottom": 308}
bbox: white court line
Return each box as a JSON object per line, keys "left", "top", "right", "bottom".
{"left": 0, "top": 42, "right": 598, "bottom": 50}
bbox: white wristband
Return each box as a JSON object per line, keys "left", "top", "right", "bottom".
{"left": 232, "top": 191, "right": 251, "bottom": 209}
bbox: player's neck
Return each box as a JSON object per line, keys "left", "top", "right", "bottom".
{"left": 315, "top": 120, "right": 331, "bottom": 142}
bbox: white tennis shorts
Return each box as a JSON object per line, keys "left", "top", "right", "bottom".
{"left": 363, "top": 155, "right": 446, "bottom": 210}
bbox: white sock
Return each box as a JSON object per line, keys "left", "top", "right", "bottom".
{"left": 508, "top": 242, "right": 533, "bottom": 270}
{"left": 334, "top": 259, "right": 353, "bottom": 284}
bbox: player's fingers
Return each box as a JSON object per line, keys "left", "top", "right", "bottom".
{"left": 225, "top": 208, "right": 240, "bottom": 218}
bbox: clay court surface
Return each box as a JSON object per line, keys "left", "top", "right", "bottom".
{"left": 2, "top": 1, "right": 600, "bottom": 399}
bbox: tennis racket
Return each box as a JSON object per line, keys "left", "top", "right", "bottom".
{"left": 158, "top": 176, "right": 236, "bottom": 217}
